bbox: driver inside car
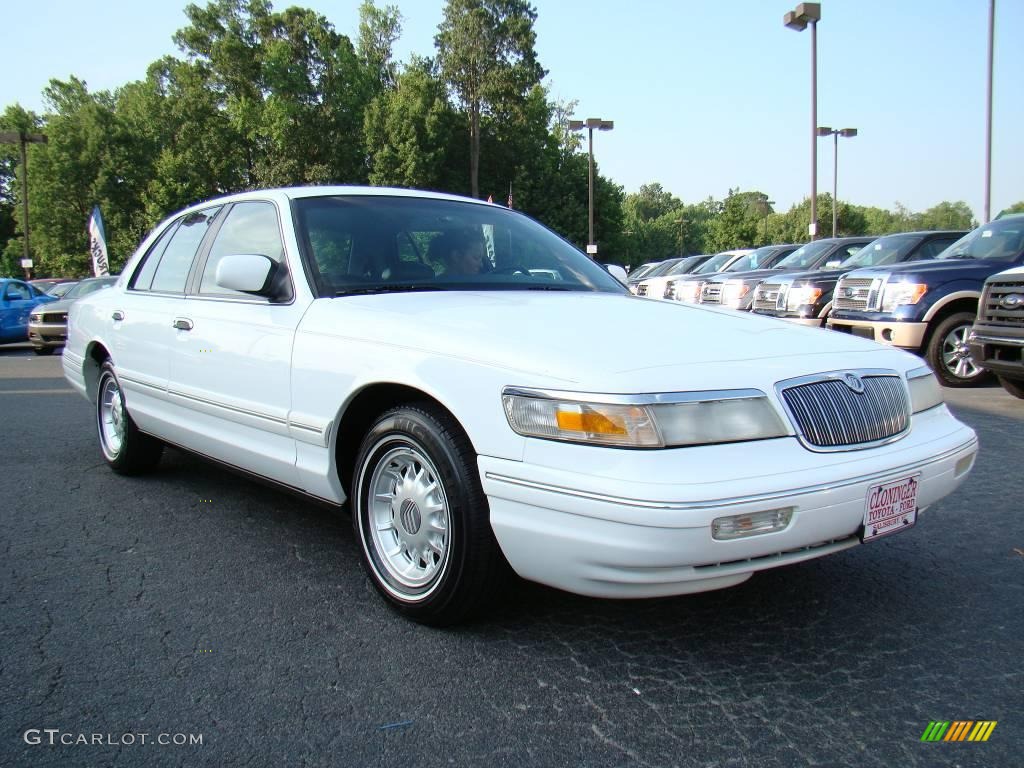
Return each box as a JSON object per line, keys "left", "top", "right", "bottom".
{"left": 431, "top": 229, "right": 487, "bottom": 276}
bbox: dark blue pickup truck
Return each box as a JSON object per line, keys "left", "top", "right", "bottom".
{"left": 827, "top": 214, "right": 1024, "bottom": 387}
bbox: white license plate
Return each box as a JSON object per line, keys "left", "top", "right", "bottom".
{"left": 862, "top": 474, "right": 919, "bottom": 542}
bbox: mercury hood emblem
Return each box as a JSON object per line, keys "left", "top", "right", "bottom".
{"left": 842, "top": 372, "right": 865, "bottom": 394}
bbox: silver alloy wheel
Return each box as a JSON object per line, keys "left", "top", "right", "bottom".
{"left": 365, "top": 443, "right": 451, "bottom": 599}
{"left": 940, "top": 323, "right": 981, "bottom": 380}
{"left": 98, "top": 375, "right": 126, "bottom": 460}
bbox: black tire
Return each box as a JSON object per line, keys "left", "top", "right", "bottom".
{"left": 998, "top": 376, "right": 1024, "bottom": 400}
{"left": 925, "top": 312, "right": 991, "bottom": 388}
{"left": 32, "top": 346, "right": 56, "bottom": 356}
{"left": 95, "top": 360, "right": 163, "bottom": 475}
{"left": 352, "top": 403, "right": 505, "bottom": 626}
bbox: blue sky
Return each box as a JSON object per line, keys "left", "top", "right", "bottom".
{"left": 4, "top": 0, "right": 1022, "bottom": 221}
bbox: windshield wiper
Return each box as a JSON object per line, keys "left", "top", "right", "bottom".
{"left": 335, "top": 284, "right": 444, "bottom": 296}
{"left": 941, "top": 253, "right": 977, "bottom": 260}
{"left": 525, "top": 284, "right": 573, "bottom": 291}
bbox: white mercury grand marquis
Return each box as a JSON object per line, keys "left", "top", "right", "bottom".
{"left": 64, "top": 187, "right": 978, "bottom": 625}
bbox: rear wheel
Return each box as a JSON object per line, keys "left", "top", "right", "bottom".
{"left": 926, "top": 312, "right": 990, "bottom": 388}
{"left": 352, "top": 403, "right": 504, "bottom": 625}
{"left": 96, "top": 360, "right": 163, "bottom": 474}
{"left": 998, "top": 376, "right": 1024, "bottom": 400}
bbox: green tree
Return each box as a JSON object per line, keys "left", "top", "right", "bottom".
{"left": 1000, "top": 201, "right": 1024, "bottom": 215}
{"left": 364, "top": 57, "right": 461, "bottom": 190}
{"left": 915, "top": 201, "right": 977, "bottom": 230}
{"left": 0, "top": 105, "right": 42, "bottom": 275}
{"left": 435, "top": 0, "right": 545, "bottom": 198}
{"left": 358, "top": 1, "right": 402, "bottom": 93}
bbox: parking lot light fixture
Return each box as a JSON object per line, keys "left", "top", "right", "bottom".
{"left": 818, "top": 126, "right": 858, "bottom": 237}
{"left": 783, "top": 3, "right": 822, "bottom": 240}
{"left": 569, "top": 118, "right": 614, "bottom": 255}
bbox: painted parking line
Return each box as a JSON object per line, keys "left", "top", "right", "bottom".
{"left": 0, "top": 388, "right": 75, "bottom": 394}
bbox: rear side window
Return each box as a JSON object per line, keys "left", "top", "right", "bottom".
{"left": 133, "top": 207, "right": 222, "bottom": 293}
{"left": 200, "top": 202, "right": 285, "bottom": 296}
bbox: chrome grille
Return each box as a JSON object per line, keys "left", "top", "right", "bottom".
{"left": 42, "top": 312, "right": 68, "bottom": 324}
{"left": 834, "top": 277, "right": 881, "bottom": 311}
{"left": 700, "top": 283, "right": 723, "bottom": 304}
{"left": 980, "top": 280, "right": 1024, "bottom": 327}
{"left": 780, "top": 374, "right": 909, "bottom": 450}
{"left": 753, "top": 282, "right": 786, "bottom": 312}
{"left": 636, "top": 283, "right": 648, "bottom": 297}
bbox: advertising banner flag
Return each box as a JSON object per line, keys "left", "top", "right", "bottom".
{"left": 88, "top": 206, "right": 110, "bottom": 277}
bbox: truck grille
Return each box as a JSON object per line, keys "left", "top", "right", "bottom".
{"left": 834, "top": 277, "right": 882, "bottom": 311}
{"left": 780, "top": 374, "right": 909, "bottom": 450}
{"left": 41, "top": 312, "right": 68, "bottom": 324}
{"left": 753, "top": 282, "right": 786, "bottom": 311}
{"left": 636, "top": 284, "right": 648, "bottom": 297}
{"left": 980, "top": 280, "right": 1024, "bottom": 328}
{"left": 700, "top": 283, "right": 723, "bottom": 304}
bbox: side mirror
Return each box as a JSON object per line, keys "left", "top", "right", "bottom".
{"left": 606, "top": 264, "right": 629, "bottom": 285}
{"left": 215, "top": 254, "right": 277, "bottom": 296}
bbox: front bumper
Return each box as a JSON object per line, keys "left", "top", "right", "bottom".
{"left": 826, "top": 317, "right": 927, "bottom": 350}
{"left": 480, "top": 406, "right": 976, "bottom": 598}
{"left": 752, "top": 310, "right": 826, "bottom": 328}
{"left": 968, "top": 326, "right": 1024, "bottom": 379}
{"left": 27, "top": 320, "right": 68, "bottom": 349}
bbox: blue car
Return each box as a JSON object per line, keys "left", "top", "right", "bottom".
{"left": 1, "top": 278, "right": 57, "bottom": 346}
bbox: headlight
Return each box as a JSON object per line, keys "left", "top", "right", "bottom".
{"left": 29, "top": 312, "right": 42, "bottom": 322}
{"left": 881, "top": 281, "right": 927, "bottom": 312}
{"left": 906, "top": 366, "right": 943, "bottom": 413}
{"left": 502, "top": 390, "right": 788, "bottom": 448}
{"left": 786, "top": 284, "right": 823, "bottom": 311}
{"left": 722, "top": 280, "right": 751, "bottom": 307}
{"left": 675, "top": 281, "right": 702, "bottom": 303}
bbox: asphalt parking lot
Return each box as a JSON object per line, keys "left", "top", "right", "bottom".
{"left": 1, "top": 345, "right": 1021, "bottom": 768}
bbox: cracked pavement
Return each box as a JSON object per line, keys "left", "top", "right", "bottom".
{"left": 1, "top": 348, "right": 1020, "bottom": 767}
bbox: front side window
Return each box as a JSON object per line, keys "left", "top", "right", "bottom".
{"left": 293, "top": 196, "right": 625, "bottom": 296}
{"left": 3, "top": 281, "right": 31, "bottom": 301}
{"left": 200, "top": 202, "right": 285, "bottom": 296}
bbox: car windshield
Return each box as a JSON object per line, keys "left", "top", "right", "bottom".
{"left": 47, "top": 282, "right": 77, "bottom": 297}
{"left": 840, "top": 235, "right": 919, "bottom": 269}
{"left": 723, "top": 247, "right": 777, "bottom": 272}
{"left": 774, "top": 241, "right": 832, "bottom": 270}
{"left": 641, "top": 258, "right": 685, "bottom": 279}
{"left": 694, "top": 252, "right": 737, "bottom": 274}
{"left": 294, "top": 196, "right": 626, "bottom": 296}
{"left": 664, "top": 256, "right": 705, "bottom": 276}
{"left": 628, "top": 263, "right": 657, "bottom": 281}
{"left": 64, "top": 278, "right": 117, "bottom": 299}
{"left": 938, "top": 218, "right": 1024, "bottom": 262}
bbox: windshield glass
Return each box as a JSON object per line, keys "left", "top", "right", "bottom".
{"left": 294, "top": 196, "right": 625, "bottom": 295}
{"left": 938, "top": 218, "right": 1024, "bottom": 262}
{"left": 641, "top": 258, "right": 685, "bottom": 279}
{"left": 47, "top": 282, "right": 77, "bottom": 297}
{"left": 723, "top": 247, "right": 779, "bottom": 272}
{"left": 64, "top": 278, "right": 117, "bottom": 299}
{"left": 694, "top": 252, "right": 736, "bottom": 274}
{"left": 774, "top": 241, "right": 832, "bottom": 270}
{"left": 840, "top": 235, "right": 918, "bottom": 269}
{"left": 628, "top": 263, "right": 658, "bottom": 281}
{"left": 664, "top": 255, "right": 705, "bottom": 276}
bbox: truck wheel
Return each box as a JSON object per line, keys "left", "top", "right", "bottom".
{"left": 352, "top": 403, "right": 506, "bottom": 626}
{"left": 926, "top": 312, "right": 990, "bottom": 388}
{"left": 997, "top": 377, "right": 1024, "bottom": 400}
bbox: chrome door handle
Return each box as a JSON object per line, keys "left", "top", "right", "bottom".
{"left": 172, "top": 318, "right": 194, "bottom": 331}
{"left": 111, "top": 310, "right": 124, "bottom": 321}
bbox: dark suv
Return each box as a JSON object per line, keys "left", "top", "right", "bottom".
{"left": 969, "top": 266, "right": 1024, "bottom": 398}
{"left": 828, "top": 214, "right": 1024, "bottom": 387}
{"left": 751, "top": 231, "right": 965, "bottom": 327}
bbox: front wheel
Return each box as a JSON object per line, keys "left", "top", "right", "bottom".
{"left": 96, "top": 360, "right": 163, "bottom": 474}
{"left": 998, "top": 376, "right": 1024, "bottom": 400}
{"left": 926, "top": 312, "right": 990, "bottom": 388}
{"left": 352, "top": 403, "right": 505, "bottom": 625}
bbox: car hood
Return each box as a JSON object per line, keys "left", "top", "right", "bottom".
{"left": 304, "top": 290, "right": 907, "bottom": 390}
{"left": 33, "top": 297, "right": 76, "bottom": 313}
{"left": 848, "top": 258, "right": 1020, "bottom": 281}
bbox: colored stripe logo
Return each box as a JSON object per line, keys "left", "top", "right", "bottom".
{"left": 920, "top": 721, "right": 997, "bottom": 742}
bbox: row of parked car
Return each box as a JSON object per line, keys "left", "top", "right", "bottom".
{"left": 626, "top": 213, "right": 1024, "bottom": 396}
{"left": 0, "top": 276, "right": 118, "bottom": 354}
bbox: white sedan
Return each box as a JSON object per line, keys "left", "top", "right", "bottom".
{"left": 65, "top": 187, "right": 978, "bottom": 625}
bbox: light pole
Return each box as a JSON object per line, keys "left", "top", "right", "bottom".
{"left": 984, "top": 0, "right": 995, "bottom": 222}
{"left": 0, "top": 130, "right": 48, "bottom": 278}
{"left": 569, "top": 117, "right": 614, "bottom": 256}
{"left": 817, "top": 127, "right": 857, "bottom": 237}
{"left": 784, "top": 3, "right": 822, "bottom": 240}
{"left": 762, "top": 199, "right": 775, "bottom": 243}
{"left": 674, "top": 217, "right": 686, "bottom": 256}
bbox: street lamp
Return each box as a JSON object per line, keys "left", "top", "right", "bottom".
{"left": 762, "top": 199, "right": 775, "bottom": 243}
{"left": 0, "top": 130, "right": 48, "bottom": 278}
{"left": 568, "top": 117, "right": 614, "bottom": 256}
{"left": 783, "top": 2, "right": 822, "bottom": 240}
{"left": 817, "top": 127, "right": 857, "bottom": 237}
{"left": 984, "top": 0, "right": 995, "bottom": 222}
